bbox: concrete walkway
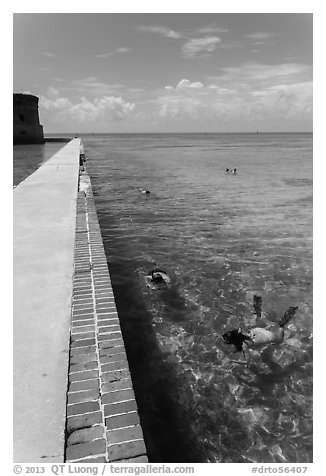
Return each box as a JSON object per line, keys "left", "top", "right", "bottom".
{"left": 13, "top": 139, "right": 80, "bottom": 462}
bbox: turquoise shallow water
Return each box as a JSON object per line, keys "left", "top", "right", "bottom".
{"left": 83, "top": 133, "right": 312, "bottom": 463}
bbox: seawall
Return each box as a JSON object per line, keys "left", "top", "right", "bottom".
{"left": 13, "top": 139, "right": 147, "bottom": 463}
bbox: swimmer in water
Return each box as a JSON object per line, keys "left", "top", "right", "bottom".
{"left": 221, "top": 298, "right": 298, "bottom": 364}
{"left": 253, "top": 294, "right": 262, "bottom": 318}
{"left": 145, "top": 267, "right": 171, "bottom": 289}
{"left": 138, "top": 187, "right": 150, "bottom": 195}
{"left": 151, "top": 269, "right": 166, "bottom": 283}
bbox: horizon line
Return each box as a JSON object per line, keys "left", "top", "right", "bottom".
{"left": 45, "top": 131, "right": 313, "bottom": 135}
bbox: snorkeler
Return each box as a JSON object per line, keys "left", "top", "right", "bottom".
{"left": 138, "top": 187, "right": 150, "bottom": 195}
{"left": 221, "top": 296, "right": 298, "bottom": 363}
{"left": 150, "top": 268, "right": 169, "bottom": 284}
{"left": 253, "top": 294, "right": 262, "bottom": 318}
{"left": 145, "top": 267, "right": 171, "bottom": 289}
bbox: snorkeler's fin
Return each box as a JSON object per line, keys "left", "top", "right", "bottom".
{"left": 253, "top": 295, "right": 262, "bottom": 317}
{"left": 278, "top": 306, "right": 298, "bottom": 328}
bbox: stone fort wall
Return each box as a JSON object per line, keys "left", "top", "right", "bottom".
{"left": 13, "top": 93, "right": 44, "bottom": 144}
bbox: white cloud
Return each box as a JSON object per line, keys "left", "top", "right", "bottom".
{"left": 38, "top": 61, "right": 312, "bottom": 131}
{"left": 96, "top": 52, "right": 113, "bottom": 58}
{"left": 181, "top": 36, "right": 221, "bottom": 58}
{"left": 96, "top": 47, "right": 131, "bottom": 58}
{"left": 263, "top": 82, "right": 313, "bottom": 116}
{"left": 67, "top": 77, "right": 125, "bottom": 96}
{"left": 153, "top": 66, "right": 312, "bottom": 126}
{"left": 115, "top": 47, "right": 131, "bottom": 53}
{"left": 210, "top": 62, "right": 312, "bottom": 88}
{"left": 40, "top": 95, "right": 72, "bottom": 113}
{"left": 39, "top": 92, "right": 135, "bottom": 125}
{"left": 176, "top": 79, "right": 204, "bottom": 89}
{"left": 196, "top": 24, "right": 228, "bottom": 34}
{"left": 42, "top": 52, "right": 55, "bottom": 57}
{"left": 162, "top": 79, "right": 205, "bottom": 91}
{"left": 137, "top": 24, "right": 233, "bottom": 59}
{"left": 245, "top": 32, "right": 276, "bottom": 40}
{"left": 207, "top": 84, "right": 236, "bottom": 94}
{"left": 138, "top": 25, "right": 183, "bottom": 39}
{"left": 46, "top": 86, "right": 60, "bottom": 99}
{"left": 156, "top": 95, "right": 203, "bottom": 119}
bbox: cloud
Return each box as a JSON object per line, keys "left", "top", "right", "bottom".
{"left": 181, "top": 36, "right": 221, "bottom": 58}
{"left": 70, "top": 96, "right": 135, "bottom": 122}
{"left": 248, "top": 81, "right": 313, "bottom": 119}
{"left": 96, "top": 47, "right": 131, "bottom": 58}
{"left": 138, "top": 25, "right": 183, "bottom": 39}
{"left": 153, "top": 64, "right": 312, "bottom": 125}
{"left": 39, "top": 91, "right": 135, "bottom": 124}
{"left": 68, "top": 77, "right": 125, "bottom": 96}
{"left": 46, "top": 86, "right": 60, "bottom": 99}
{"left": 245, "top": 32, "right": 276, "bottom": 40}
{"left": 245, "top": 32, "right": 276, "bottom": 47}
{"left": 96, "top": 52, "right": 113, "bottom": 58}
{"left": 196, "top": 24, "right": 229, "bottom": 34}
{"left": 207, "top": 84, "right": 237, "bottom": 94}
{"left": 156, "top": 95, "right": 203, "bottom": 119}
{"left": 155, "top": 83, "right": 312, "bottom": 124}
{"left": 176, "top": 79, "right": 204, "bottom": 89}
{"left": 38, "top": 61, "right": 312, "bottom": 131}
{"left": 219, "top": 40, "right": 244, "bottom": 50}
{"left": 60, "top": 77, "right": 144, "bottom": 101}
{"left": 163, "top": 79, "right": 205, "bottom": 91}
{"left": 209, "top": 62, "right": 312, "bottom": 89}
{"left": 50, "top": 77, "right": 65, "bottom": 82}
{"left": 42, "top": 52, "right": 55, "bottom": 57}
{"left": 137, "top": 24, "right": 233, "bottom": 59}
{"left": 115, "top": 47, "right": 131, "bottom": 53}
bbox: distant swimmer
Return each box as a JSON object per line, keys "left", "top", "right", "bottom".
{"left": 221, "top": 296, "right": 298, "bottom": 364}
{"left": 145, "top": 267, "right": 171, "bottom": 290}
{"left": 225, "top": 168, "right": 237, "bottom": 175}
{"left": 138, "top": 187, "right": 150, "bottom": 195}
{"left": 253, "top": 294, "right": 262, "bottom": 318}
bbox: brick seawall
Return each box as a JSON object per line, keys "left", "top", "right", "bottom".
{"left": 65, "top": 167, "right": 148, "bottom": 462}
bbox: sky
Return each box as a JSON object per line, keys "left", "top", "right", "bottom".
{"left": 13, "top": 12, "right": 313, "bottom": 133}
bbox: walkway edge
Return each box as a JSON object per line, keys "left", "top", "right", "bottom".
{"left": 13, "top": 138, "right": 81, "bottom": 462}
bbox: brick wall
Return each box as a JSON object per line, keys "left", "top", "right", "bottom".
{"left": 65, "top": 169, "right": 148, "bottom": 463}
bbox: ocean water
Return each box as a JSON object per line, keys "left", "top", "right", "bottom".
{"left": 83, "top": 133, "right": 312, "bottom": 463}
{"left": 14, "top": 133, "right": 312, "bottom": 463}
